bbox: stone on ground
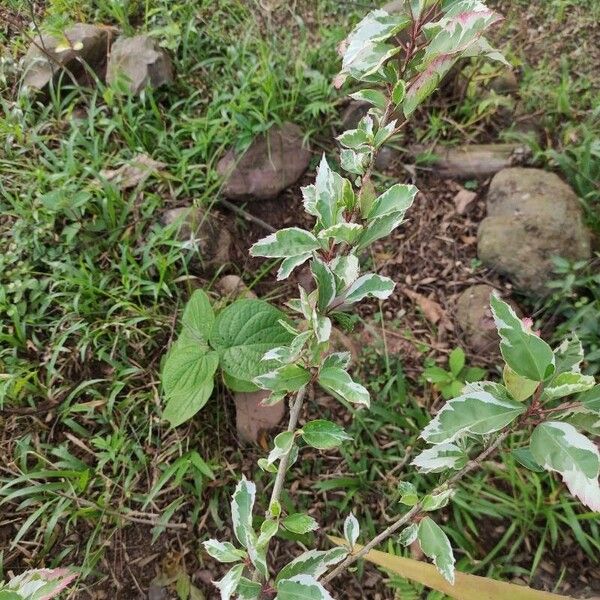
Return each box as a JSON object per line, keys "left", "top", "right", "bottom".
{"left": 217, "top": 123, "right": 311, "bottom": 201}
{"left": 106, "top": 35, "right": 173, "bottom": 94}
{"left": 21, "top": 24, "right": 112, "bottom": 91}
{"left": 234, "top": 390, "right": 285, "bottom": 444}
{"left": 477, "top": 168, "right": 591, "bottom": 293}
{"left": 160, "top": 206, "right": 231, "bottom": 269}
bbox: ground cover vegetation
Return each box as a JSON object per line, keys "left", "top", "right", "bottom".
{"left": 0, "top": 0, "right": 599, "bottom": 598}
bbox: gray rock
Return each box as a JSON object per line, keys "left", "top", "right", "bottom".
{"left": 21, "top": 24, "right": 111, "bottom": 91}
{"left": 477, "top": 168, "right": 591, "bottom": 293}
{"left": 107, "top": 35, "right": 173, "bottom": 94}
{"left": 340, "top": 100, "right": 370, "bottom": 132}
{"left": 217, "top": 123, "right": 310, "bottom": 201}
{"left": 455, "top": 284, "right": 503, "bottom": 357}
{"left": 234, "top": 390, "right": 285, "bottom": 444}
{"left": 160, "top": 206, "right": 231, "bottom": 269}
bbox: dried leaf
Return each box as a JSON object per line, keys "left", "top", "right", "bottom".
{"left": 453, "top": 188, "right": 477, "bottom": 215}
{"left": 403, "top": 289, "right": 445, "bottom": 325}
{"left": 101, "top": 154, "right": 166, "bottom": 189}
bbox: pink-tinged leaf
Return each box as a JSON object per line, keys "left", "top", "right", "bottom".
{"left": 38, "top": 569, "right": 77, "bottom": 600}
{"left": 403, "top": 54, "right": 456, "bottom": 116}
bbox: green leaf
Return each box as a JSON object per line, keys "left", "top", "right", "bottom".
{"left": 552, "top": 335, "right": 584, "bottom": 375}
{"left": 222, "top": 370, "right": 259, "bottom": 393}
{"left": 301, "top": 420, "right": 352, "bottom": 449}
{"left": 423, "top": 366, "right": 452, "bottom": 385}
{"left": 543, "top": 372, "right": 595, "bottom": 401}
{"left": 343, "top": 273, "right": 395, "bottom": 304}
{"left": 421, "top": 488, "right": 454, "bottom": 511}
{"left": 323, "top": 352, "right": 352, "bottom": 370}
{"left": 282, "top": 513, "right": 319, "bottom": 534}
{"left": 420, "top": 381, "right": 526, "bottom": 444}
{"left": 417, "top": 517, "right": 455, "bottom": 584}
{"left": 530, "top": 421, "right": 600, "bottom": 511}
{"left": 579, "top": 384, "right": 600, "bottom": 413}
{"left": 511, "top": 447, "right": 544, "bottom": 473}
{"left": 210, "top": 299, "right": 293, "bottom": 384}
{"left": 202, "top": 539, "right": 246, "bottom": 563}
{"left": 349, "top": 88, "right": 387, "bottom": 110}
{"left": 237, "top": 577, "right": 262, "bottom": 600}
{"left": 448, "top": 348, "right": 465, "bottom": 377}
{"left": 250, "top": 227, "right": 320, "bottom": 258}
{"left": 310, "top": 155, "right": 347, "bottom": 228}
{"left": 392, "top": 79, "right": 406, "bottom": 105}
{"left": 490, "top": 294, "right": 555, "bottom": 381}
{"left": 318, "top": 366, "right": 370, "bottom": 408}
{"left": 373, "top": 119, "right": 397, "bottom": 148}
{"left": 266, "top": 431, "right": 296, "bottom": 467}
{"left": 231, "top": 476, "right": 256, "bottom": 549}
{"left": 180, "top": 289, "right": 214, "bottom": 345}
{"left": 277, "top": 253, "right": 312, "bottom": 281}
{"left": 254, "top": 364, "right": 310, "bottom": 393}
{"left": 257, "top": 518, "right": 279, "bottom": 547}
{"left": 277, "top": 575, "right": 333, "bottom": 600}
{"left": 411, "top": 443, "right": 467, "bottom": 473}
{"left": 343, "top": 512, "right": 360, "bottom": 549}
{"left": 356, "top": 210, "right": 408, "bottom": 250}
{"left": 337, "top": 128, "right": 371, "bottom": 150}
{"left": 340, "top": 148, "right": 370, "bottom": 175}
{"left": 502, "top": 364, "right": 538, "bottom": 402}
{"left": 398, "top": 523, "right": 419, "bottom": 547}
{"left": 311, "top": 259, "right": 337, "bottom": 311}
{"left": 162, "top": 344, "right": 219, "bottom": 427}
{"left": 331, "top": 255, "right": 360, "bottom": 289}
{"left": 317, "top": 223, "right": 363, "bottom": 245}
{"left": 213, "top": 563, "right": 244, "bottom": 600}
{"left": 276, "top": 548, "right": 347, "bottom": 583}
{"left": 398, "top": 481, "right": 418, "bottom": 506}
{"left": 367, "top": 183, "right": 418, "bottom": 220}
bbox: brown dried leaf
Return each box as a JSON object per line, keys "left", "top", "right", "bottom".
{"left": 100, "top": 154, "right": 166, "bottom": 189}
{"left": 402, "top": 289, "right": 445, "bottom": 325}
{"left": 453, "top": 188, "right": 477, "bottom": 214}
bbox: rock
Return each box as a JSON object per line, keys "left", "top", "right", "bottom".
{"left": 106, "top": 35, "right": 173, "bottom": 94}
{"left": 374, "top": 145, "right": 402, "bottom": 171}
{"left": 147, "top": 585, "right": 168, "bottom": 600}
{"left": 412, "top": 143, "right": 528, "bottom": 179}
{"left": 215, "top": 275, "right": 256, "bottom": 299}
{"left": 340, "top": 100, "right": 370, "bottom": 132}
{"left": 234, "top": 390, "right": 285, "bottom": 444}
{"left": 477, "top": 168, "right": 591, "bottom": 293}
{"left": 217, "top": 123, "right": 310, "bottom": 201}
{"left": 160, "top": 206, "right": 231, "bottom": 268}
{"left": 455, "top": 285, "right": 503, "bottom": 356}
{"left": 21, "top": 24, "right": 112, "bottom": 91}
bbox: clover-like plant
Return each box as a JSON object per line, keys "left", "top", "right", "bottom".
{"left": 160, "top": 2, "right": 600, "bottom": 598}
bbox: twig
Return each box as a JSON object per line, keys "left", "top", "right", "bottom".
{"left": 219, "top": 198, "right": 276, "bottom": 233}
{"left": 322, "top": 430, "right": 511, "bottom": 583}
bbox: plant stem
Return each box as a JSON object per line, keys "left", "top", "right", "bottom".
{"left": 322, "top": 429, "right": 511, "bottom": 583}
{"left": 266, "top": 386, "right": 307, "bottom": 517}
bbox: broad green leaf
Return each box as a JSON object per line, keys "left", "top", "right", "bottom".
{"left": 398, "top": 523, "right": 419, "bottom": 546}
{"left": 314, "top": 315, "right": 332, "bottom": 344}
{"left": 392, "top": 79, "right": 406, "bottom": 105}
{"left": 543, "top": 372, "right": 595, "bottom": 400}
{"left": 323, "top": 352, "right": 352, "bottom": 370}
{"left": 349, "top": 88, "right": 387, "bottom": 110}
{"left": 511, "top": 447, "right": 544, "bottom": 473}
{"left": 248, "top": 543, "right": 268, "bottom": 579}
{"left": 250, "top": 227, "right": 320, "bottom": 258}
{"left": 311, "top": 259, "right": 337, "bottom": 311}
{"left": 213, "top": 563, "right": 244, "bottom": 600}
{"left": 276, "top": 548, "right": 347, "bottom": 583}
{"left": 421, "top": 488, "right": 454, "bottom": 512}
{"left": 503, "top": 365, "right": 538, "bottom": 402}
{"left": 411, "top": 443, "right": 467, "bottom": 473}
{"left": 328, "top": 536, "right": 574, "bottom": 600}
{"left": 282, "top": 513, "right": 319, "bottom": 534}
{"left": 237, "top": 578, "right": 262, "bottom": 600}
{"left": 257, "top": 518, "right": 279, "bottom": 547}
{"left": 162, "top": 344, "right": 219, "bottom": 427}
{"left": 448, "top": 348, "right": 465, "bottom": 377}
{"left": 318, "top": 366, "right": 370, "bottom": 408}
{"left": 331, "top": 255, "right": 360, "bottom": 288}
{"left": 423, "top": 366, "right": 452, "bottom": 385}
{"left": 317, "top": 223, "right": 363, "bottom": 245}
{"left": 277, "top": 253, "right": 312, "bottom": 281}
{"left": 266, "top": 431, "right": 295, "bottom": 466}
{"left": 343, "top": 512, "right": 360, "bottom": 549}
{"left": 579, "top": 384, "right": 600, "bottom": 413}
{"left": 222, "top": 370, "right": 258, "bottom": 393}
{"left": 490, "top": 294, "right": 555, "bottom": 381}
{"left": 398, "top": 481, "right": 418, "bottom": 506}
{"left": 337, "top": 128, "right": 371, "bottom": 150}
{"left": 417, "top": 517, "right": 455, "bottom": 584}
{"left": 301, "top": 419, "right": 352, "bottom": 449}
{"left": 367, "top": 183, "right": 418, "bottom": 220}
{"left": 421, "top": 381, "right": 525, "bottom": 444}
{"left": 276, "top": 575, "right": 333, "bottom": 600}
{"left": 530, "top": 421, "right": 600, "bottom": 511}
{"left": 210, "top": 299, "right": 293, "bottom": 384}
{"left": 552, "top": 335, "right": 584, "bottom": 375}
{"left": 356, "top": 210, "right": 408, "bottom": 250}
{"left": 373, "top": 119, "right": 397, "bottom": 148}
{"left": 231, "top": 476, "right": 256, "bottom": 549}
{"left": 202, "top": 540, "right": 246, "bottom": 563}
{"left": 254, "top": 364, "right": 310, "bottom": 393}
{"left": 180, "top": 289, "right": 214, "bottom": 345}
{"left": 312, "top": 155, "right": 347, "bottom": 228}
{"left": 343, "top": 273, "right": 395, "bottom": 304}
